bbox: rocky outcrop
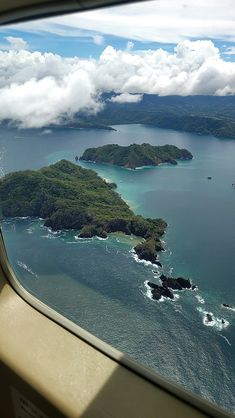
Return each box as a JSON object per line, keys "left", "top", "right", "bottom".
{"left": 147, "top": 272, "right": 197, "bottom": 302}
{"left": 205, "top": 313, "right": 213, "bottom": 323}
{"left": 160, "top": 274, "right": 195, "bottom": 290}
{"left": 134, "top": 238, "right": 164, "bottom": 263}
{"left": 147, "top": 281, "right": 174, "bottom": 300}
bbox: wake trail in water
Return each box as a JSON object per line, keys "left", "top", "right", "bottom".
{"left": 17, "top": 260, "right": 38, "bottom": 278}
{"left": 219, "top": 334, "right": 232, "bottom": 346}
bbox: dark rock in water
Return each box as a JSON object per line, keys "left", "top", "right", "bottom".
{"left": 207, "top": 176, "right": 212, "bottom": 180}
{"left": 177, "top": 277, "right": 192, "bottom": 289}
{"left": 160, "top": 274, "right": 192, "bottom": 290}
{"left": 222, "top": 303, "right": 231, "bottom": 308}
{"left": 147, "top": 281, "right": 174, "bottom": 300}
{"left": 206, "top": 313, "right": 213, "bottom": 323}
{"left": 192, "top": 285, "right": 197, "bottom": 290}
{"left": 222, "top": 319, "right": 225, "bottom": 324}
{"left": 147, "top": 281, "right": 159, "bottom": 289}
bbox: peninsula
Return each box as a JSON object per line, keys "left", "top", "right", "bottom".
{"left": 0, "top": 160, "right": 166, "bottom": 263}
{"left": 80, "top": 143, "right": 193, "bottom": 169}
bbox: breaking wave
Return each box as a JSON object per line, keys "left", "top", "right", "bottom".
{"left": 197, "top": 307, "right": 229, "bottom": 330}
{"left": 195, "top": 294, "right": 205, "bottom": 304}
{"left": 17, "top": 260, "right": 38, "bottom": 278}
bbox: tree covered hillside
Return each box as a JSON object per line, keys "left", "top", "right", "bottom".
{"left": 78, "top": 94, "right": 235, "bottom": 139}
{"left": 80, "top": 143, "right": 193, "bottom": 169}
{"left": 0, "top": 160, "right": 166, "bottom": 262}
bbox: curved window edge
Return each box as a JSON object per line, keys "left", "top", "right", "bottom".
{"left": 0, "top": 230, "right": 233, "bottom": 418}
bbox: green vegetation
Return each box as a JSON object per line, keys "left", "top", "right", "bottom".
{"left": 0, "top": 160, "right": 167, "bottom": 262}
{"left": 80, "top": 143, "right": 192, "bottom": 169}
{"left": 79, "top": 94, "right": 235, "bottom": 139}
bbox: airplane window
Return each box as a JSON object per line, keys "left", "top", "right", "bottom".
{"left": 0, "top": 0, "right": 235, "bottom": 414}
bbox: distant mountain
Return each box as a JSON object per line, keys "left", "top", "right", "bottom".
{"left": 80, "top": 143, "right": 193, "bottom": 169}
{"left": 78, "top": 94, "right": 235, "bottom": 139}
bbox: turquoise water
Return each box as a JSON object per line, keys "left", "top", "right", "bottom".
{"left": 0, "top": 125, "right": 235, "bottom": 413}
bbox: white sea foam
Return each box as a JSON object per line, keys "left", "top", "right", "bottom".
{"left": 135, "top": 165, "right": 153, "bottom": 170}
{"left": 221, "top": 304, "right": 235, "bottom": 312}
{"left": 102, "top": 176, "right": 113, "bottom": 184}
{"left": 144, "top": 280, "right": 154, "bottom": 300}
{"left": 105, "top": 245, "right": 111, "bottom": 253}
{"left": 47, "top": 227, "right": 61, "bottom": 235}
{"left": 41, "top": 129, "right": 52, "bottom": 135}
{"left": 96, "top": 236, "right": 108, "bottom": 241}
{"left": 74, "top": 235, "right": 94, "bottom": 242}
{"left": 26, "top": 228, "right": 33, "bottom": 234}
{"left": 130, "top": 249, "right": 161, "bottom": 269}
{"left": 152, "top": 269, "right": 161, "bottom": 279}
{"left": 17, "top": 260, "right": 38, "bottom": 278}
{"left": 41, "top": 233, "right": 58, "bottom": 239}
{"left": 197, "top": 307, "right": 229, "bottom": 330}
{"left": 195, "top": 295, "right": 205, "bottom": 304}
{"left": 219, "top": 334, "right": 232, "bottom": 346}
{"left": 173, "top": 303, "right": 183, "bottom": 313}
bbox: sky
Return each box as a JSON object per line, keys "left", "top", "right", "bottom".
{"left": 0, "top": 0, "right": 235, "bottom": 128}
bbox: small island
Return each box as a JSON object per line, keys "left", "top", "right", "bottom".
{"left": 0, "top": 160, "right": 166, "bottom": 263}
{"left": 80, "top": 143, "right": 193, "bottom": 169}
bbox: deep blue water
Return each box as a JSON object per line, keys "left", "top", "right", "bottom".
{"left": 0, "top": 124, "right": 235, "bottom": 413}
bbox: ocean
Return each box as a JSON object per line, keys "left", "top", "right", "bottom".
{"left": 0, "top": 124, "right": 235, "bottom": 413}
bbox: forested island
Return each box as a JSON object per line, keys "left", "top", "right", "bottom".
{"left": 80, "top": 143, "right": 193, "bottom": 169}
{"left": 0, "top": 160, "right": 166, "bottom": 263}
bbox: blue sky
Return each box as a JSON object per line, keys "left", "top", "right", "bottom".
{"left": 1, "top": 0, "right": 235, "bottom": 59}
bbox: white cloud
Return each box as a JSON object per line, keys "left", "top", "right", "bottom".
{"left": 224, "top": 46, "right": 235, "bottom": 55}
{"left": 0, "top": 36, "right": 28, "bottom": 51}
{"left": 126, "top": 41, "right": 134, "bottom": 51}
{"left": 5, "top": 36, "right": 28, "bottom": 50}
{"left": 0, "top": 39, "right": 235, "bottom": 128}
{"left": 13, "top": 0, "right": 235, "bottom": 44}
{"left": 93, "top": 34, "right": 104, "bottom": 45}
{"left": 109, "top": 93, "right": 143, "bottom": 103}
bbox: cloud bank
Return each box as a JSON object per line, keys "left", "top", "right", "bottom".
{"left": 0, "top": 39, "right": 235, "bottom": 128}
